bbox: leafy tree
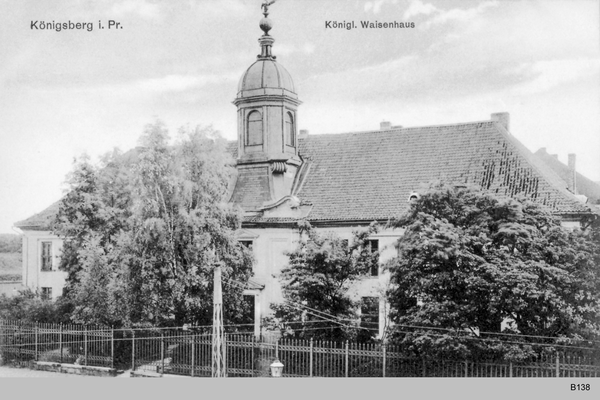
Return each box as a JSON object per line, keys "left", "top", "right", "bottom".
{"left": 269, "top": 221, "right": 380, "bottom": 341}
{"left": 54, "top": 121, "right": 253, "bottom": 328}
{"left": 0, "top": 289, "right": 72, "bottom": 324}
{"left": 385, "top": 182, "right": 600, "bottom": 360}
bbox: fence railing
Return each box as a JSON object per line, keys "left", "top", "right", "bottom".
{"left": 1, "top": 319, "right": 599, "bottom": 377}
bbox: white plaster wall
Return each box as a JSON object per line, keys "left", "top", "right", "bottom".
{"left": 243, "top": 225, "right": 404, "bottom": 336}
{"left": 21, "top": 230, "right": 66, "bottom": 299}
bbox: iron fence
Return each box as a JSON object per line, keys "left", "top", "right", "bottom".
{"left": 1, "top": 319, "right": 599, "bottom": 377}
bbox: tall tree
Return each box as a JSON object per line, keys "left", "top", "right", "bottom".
{"left": 385, "top": 182, "right": 600, "bottom": 359}
{"left": 270, "top": 221, "right": 380, "bottom": 341}
{"left": 54, "top": 122, "right": 253, "bottom": 328}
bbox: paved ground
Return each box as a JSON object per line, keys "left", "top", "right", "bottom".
{"left": 0, "top": 365, "right": 90, "bottom": 377}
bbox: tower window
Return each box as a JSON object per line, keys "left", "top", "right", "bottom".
{"left": 247, "top": 110, "right": 263, "bottom": 145}
{"left": 284, "top": 111, "right": 295, "bottom": 147}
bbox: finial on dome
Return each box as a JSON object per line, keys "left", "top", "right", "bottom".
{"left": 258, "top": 0, "right": 277, "bottom": 60}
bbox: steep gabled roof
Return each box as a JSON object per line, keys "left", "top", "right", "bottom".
{"left": 534, "top": 148, "right": 600, "bottom": 204}
{"left": 17, "top": 120, "right": 596, "bottom": 230}
{"left": 294, "top": 121, "right": 592, "bottom": 221}
{"left": 230, "top": 119, "right": 594, "bottom": 222}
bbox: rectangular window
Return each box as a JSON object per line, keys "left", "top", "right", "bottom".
{"left": 242, "top": 294, "right": 255, "bottom": 331}
{"left": 41, "top": 242, "right": 52, "bottom": 272}
{"left": 367, "top": 239, "right": 379, "bottom": 276}
{"left": 239, "top": 240, "right": 253, "bottom": 250}
{"left": 41, "top": 287, "right": 52, "bottom": 300}
{"left": 360, "top": 297, "right": 379, "bottom": 331}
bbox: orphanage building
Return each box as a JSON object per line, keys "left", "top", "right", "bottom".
{"left": 15, "top": 6, "right": 599, "bottom": 337}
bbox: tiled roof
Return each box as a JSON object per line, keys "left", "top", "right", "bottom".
{"left": 295, "top": 122, "right": 592, "bottom": 221}
{"left": 17, "top": 122, "right": 595, "bottom": 230}
{"left": 231, "top": 120, "right": 594, "bottom": 222}
{"left": 14, "top": 200, "right": 61, "bottom": 230}
{"left": 534, "top": 148, "right": 600, "bottom": 204}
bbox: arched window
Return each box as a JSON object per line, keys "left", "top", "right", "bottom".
{"left": 247, "top": 110, "right": 263, "bottom": 145}
{"left": 284, "top": 111, "right": 295, "bottom": 147}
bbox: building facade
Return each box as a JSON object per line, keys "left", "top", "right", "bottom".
{"left": 14, "top": 7, "right": 599, "bottom": 337}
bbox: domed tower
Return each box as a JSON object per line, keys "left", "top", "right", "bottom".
{"left": 231, "top": 2, "right": 303, "bottom": 212}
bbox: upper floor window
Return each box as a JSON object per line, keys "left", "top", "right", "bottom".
{"left": 41, "top": 242, "right": 52, "bottom": 272}
{"left": 239, "top": 240, "right": 253, "bottom": 250}
{"left": 284, "top": 111, "right": 295, "bottom": 147}
{"left": 247, "top": 110, "right": 263, "bottom": 146}
{"left": 367, "top": 239, "right": 379, "bottom": 277}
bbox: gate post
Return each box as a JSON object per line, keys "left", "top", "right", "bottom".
{"left": 382, "top": 344, "right": 386, "bottom": 378}
{"left": 35, "top": 322, "right": 39, "bottom": 361}
{"left": 84, "top": 326, "right": 88, "bottom": 366}
{"left": 131, "top": 330, "right": 136, "bottom": 372}
{"left": 111, "top": 327, "right": 114, "bottom": 369}
{"left": 345, "top": 340, "right": 349, "bottom": 378}
{"left": 161, "top": 332, "right": 165, "bottom": 375}
{"left": 59, "top": 324, "right": 63, "bottom": 363}
{"left": 309, "top": 338, "right": 314, "bottom": 377}
{"left": 191, "top": 334, "right": 195, "bottom": 377}
{"left": 556, "top": 352, "right": 560, "bottom": 377}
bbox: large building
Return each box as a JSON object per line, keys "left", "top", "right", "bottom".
{"left": 14, "top": 6, "right": 599, "bottom": 336}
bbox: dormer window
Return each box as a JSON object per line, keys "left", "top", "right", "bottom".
{"left": 284, "top": 111, "right": 295, "bottom": 147}
{"left": 247, "top": 110, "right": 263, "bottom": 145}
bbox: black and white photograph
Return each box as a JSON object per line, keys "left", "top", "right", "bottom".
{"left": 0, "top": 0, "right": 599, "bottom": 396}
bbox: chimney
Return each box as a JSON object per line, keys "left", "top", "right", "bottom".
{"left": 568, "top": 153, "right": 577, "bottom": 194}
{"left": 491, "top": 112, "right": 510, "bottom": 131}
{"left": 380, "top": 121, "right": 391, "bottom": 130}
{"left": 299, "top": 129, "right": 309, "bottom": 139}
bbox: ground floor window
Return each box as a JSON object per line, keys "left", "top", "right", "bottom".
{"left": 358, "top": 296, "right": 379, "bottom": 341}
{"left": 41, "top": 287, "right": 52, "bottom": 300}
{"left": 241, "top": 294, "right": 255, "bottom": 332}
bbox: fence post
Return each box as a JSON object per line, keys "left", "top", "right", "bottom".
{"left": 191, "top": 334, "right": 195, "bottom": 377}
{"left": 111, "top": 327, "right": 114, "bottom": 370}
{"left": 59, "top": 324, "right": 63, "bottom": 364}
{"left": 509, "top": 362, "right": 513, "bottom": 377}
{"left": 34, "top": 322, "right": 38, "bottom": 362}
{"left": 556, "top": 352, "right": 560, "bottom": 378}
{"left": 309, "top": 338, "right": 313, "bottom": 377}
{"left": 464, "top": 361, "right": 468, "bottom": 377}
{"left": 422, "top": 358, "right": 426, "bottom": 377}
{"left": 131, "top": 330, "right": 135, "bottom": 372}
{"left": 275, "top": 339, "right": 278, "bottom": 359}
{"left": 161, "top": 332, "right": 165, "bottom": 375}
{"left": 251, "top": 334, "right": 254, "bottom": 377}
{"left": 84, "top": 326, "right": 88, "bottom": 366}
{"left": 345, "top": 340, "right": 349, "bottom": 378}
{"left": 382, "top": 344, "right": 386, "bottom": 378}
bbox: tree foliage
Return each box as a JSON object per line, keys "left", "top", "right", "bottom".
{"left": 54, "top": 122, "right": 253, "bottom": 328}
{"left": 385, "top": 183, "right": 600, "bottom": 360}
{"left": 269, "top": 222, "right": 380, "bottom": 341}
{"left": 0, "top": 289, "right": 72, "bottom": 324}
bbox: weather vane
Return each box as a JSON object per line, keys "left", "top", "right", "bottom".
{"left": 261, "top": 0, "right": 277, "bottom": 17}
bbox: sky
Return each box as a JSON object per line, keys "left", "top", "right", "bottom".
{"left": 0, "top": 0, "right": 599, "bottom": 234}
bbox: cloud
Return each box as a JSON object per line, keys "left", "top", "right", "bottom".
{"left": 403, "top": 0, "right": 438, "bottom": 20}
{"left": 364, "top": 0, "right": 399, "bottom": 14}
{"left": 510, "top": 58, "right": 600, "bottom": 96}
{"left": 420, "top": 1, "right": 499, "bottom": 29}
